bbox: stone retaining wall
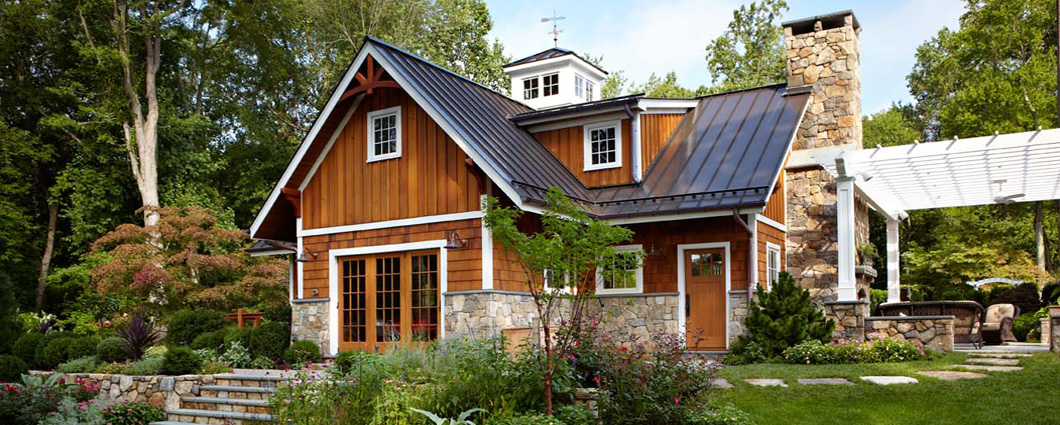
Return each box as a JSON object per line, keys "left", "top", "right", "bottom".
{"left": 865, "top": 315, "right": 955, "bottom": 352}
{"left": 291, "top": 298, "right": 329, "bottom": 350}
{"left": 30, "top": 372, "right": 210, "bottom": 410}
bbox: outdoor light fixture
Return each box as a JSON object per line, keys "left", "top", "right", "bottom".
{"left": 296, "top": 247, "right": 318, "bottom": 263}
{"left": 645, "top": 242, "right": 662, "bottom": 257}
{"left": 444, "top": 231, "right": 468, "bottom": 250}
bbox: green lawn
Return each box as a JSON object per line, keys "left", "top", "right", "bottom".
{"left": 713, "top": 352, "right": 1060, "bottom": 425}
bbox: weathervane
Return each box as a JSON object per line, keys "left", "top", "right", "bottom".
{"left": 541, "top": 10, "right": 566, "bottom": 47}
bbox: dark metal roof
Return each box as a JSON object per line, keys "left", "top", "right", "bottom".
{"left": 510, "top": 94, "right": 644, "bottom": 123}
{"left": 503, "top": 47, "right": 608, "bottom": 75}
{"left": 781, "top": 9, "right": 859, "bottom": 34}
{"left": 246, "top": 239, "right": 295, "bottom": 254}
{"left": 367, "top": 37, "right": 592, "bottom": 202}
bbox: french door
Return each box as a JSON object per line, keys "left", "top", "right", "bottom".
{"left": 685, "top": 248, "right": 727, "bottom": 351}
{"left": 338, "top": 250, "right": 440, "bottom": 352}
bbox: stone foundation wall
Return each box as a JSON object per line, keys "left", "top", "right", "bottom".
{"left": 824, "top": 300, "right": 868, "bottom": 341}
{"left": 865, "top": 316, "right": 955, "bottom": 352}
{"left": 1041, "top": 317, "right": 1050, "bottom": 346}
{"left": 291, "top": 298, "right": 329, "bottom": 349}
{"left": 30, "top": 372, "right": 209, "bottom": 411}
{"left": 729, "top": 291, "right": 750, "bottom": 345}
{"left": 1051, "top": 313, "right": 1060, "bottom": 354}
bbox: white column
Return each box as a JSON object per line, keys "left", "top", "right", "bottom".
{"left": 836, "top": 177, "right": 857, "bottom": 301}
{"left": 886, "top": 218, "right": 901, "bottom": 303}
{"left": 631, "top": 111, "right": 643, "bottom": 182}
{"left": 296, "top": 217, "right": 304, "bottom": 300}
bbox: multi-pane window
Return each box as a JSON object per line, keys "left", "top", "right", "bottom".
{"left": 598, "top": 245, "right": 643, "bottom": 294}
{"left": 542, "top": 73, "right": 559, "bottom": 97}
{"left": 367, "top": 106, "right": 401, "bottom": 162}
{"left": 585, "top": 80, "right": 594, "bottom": 101}
{"left": 523, "top": 78, "right": 539, "bottom": 99}
{"left": 375, "top": 256, "right": 402, "bottom": 343}
{"left": 338, "top": 251, "right": 440, "bottom": 352}
{"left": 584, "top": 121, "right": 621, "bottom": 170}
{"left": 341, "top": 259, "right": 367, "bottom": 344}
{"left": 690, "top": 252, "right": 724, "bottom": 277}
{"left": 575, "top": 74, "right": 585, "bottom": 98}
{"left": 410, "top": 254, "right": 439, "bottom": 342}
{"left": 766, "top": 243, "right": 781, "bottom": 290}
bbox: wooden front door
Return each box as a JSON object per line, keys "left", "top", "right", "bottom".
{"left": 685, "top": 249, "right": 727, "bottom": 350}
{"left": 338, "top": 250, "right": 441, "bottom": 352}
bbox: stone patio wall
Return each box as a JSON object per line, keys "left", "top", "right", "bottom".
{"left": 865, "top": 315, "right": 954, "bottom": 352}
{"left": 30, "top": 372, "right": 211, "bottom": 411}
{"left": 824, "top": 300, "right": 869, "bottom": 341}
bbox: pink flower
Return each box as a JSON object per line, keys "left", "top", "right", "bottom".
{"left": 674, "top": 397, "right": 680, "bottom": 403}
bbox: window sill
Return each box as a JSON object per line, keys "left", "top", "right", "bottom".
{"left": 583, "top": 163, "right": 621, "bottom": 172}
{"left": 367, "top": 154, "right": 401, "bottom": 163}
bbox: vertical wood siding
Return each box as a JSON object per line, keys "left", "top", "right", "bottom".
{"left": 762, "top": 169, "right": 786, "bottom": 223}
{"left": 639, "top": 113, "right": 686, "bottom": 172}
{"left": 301, "top": 88, "right": 482, "bottom": 230}
{"left": 532, "top": 119, "right": 633, "bottom": 187}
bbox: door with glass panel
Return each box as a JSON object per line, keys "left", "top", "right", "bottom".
{"left": 338, "top": 250, "right": 440, "bottom": 352}
{"left": 685, "top": 249, "right": 727, "bottom": 351}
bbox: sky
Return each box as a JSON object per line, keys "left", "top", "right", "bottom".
{"left": 483, "top": 0, "right": 967, "bottom": 114}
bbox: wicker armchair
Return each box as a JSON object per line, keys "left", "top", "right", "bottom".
{"left": 980, "top": 303, "right": 1019, "bottom": 345}
{"left": 876, "top": 301, "right": 984, "bottom": 348}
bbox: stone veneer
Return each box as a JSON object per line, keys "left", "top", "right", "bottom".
{"left": 291, "top": 298, "right": 329, "bottom": 350}
{"left": 30, "top": 372, "right": 211, "bottom": 411}
{"left": 824, "top": 300, "right": 869, "bottom": 341}
{"left": 728, "top": 291, "right": 750, "bottom": 345}
{"left": 1051, "top": 312, "right": 1060, "bottom": 354}
{"left": 865, "top": 315, "right": 955, "bottom": 352}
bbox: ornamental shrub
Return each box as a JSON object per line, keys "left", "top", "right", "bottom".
{"left": 782, "top": 336, "right": 926, "bottom": 365}
{"left": 123, "top": 355, "right": 163, "bottom": 376}
{"left": 0, "top": 355, "right": 28, "bottom": 382}
{"left": 219, "top": 341, "right": 253, "bottom": 368}
{"left": 97, "top": 337, "right": 132, "bottom": 363}
{"left": 685, "top": 404, "right": 757, "bottom": 425}
{"left": 12, "top": 333, "right": 43, "bottom": 365}
{"left": 191, "top": 329, "right": 231, "bottom": 352}
{"left": 728, "top": 271, "right": 834, "bottom": 362}
{"left": 57, "top": 356, "right": 99, "bottom": 373}
{"left": 40, "top": 337, "right": 75, "bottom": 370}
{"left": 989, "top": 283, "right": 1042, "bottom": 315}
{"left": 101, "top": 399, "right": 167, "bottom": 425}
{"left": 223, "top": 327, "right": 252, "bottom": 352}
{"left": 118, "top": 315, "right": 161, "bottom": 360}
{"left": 284, "top": 340, "right": 320, "bottom": 366}
{"left": 67, "top": 337, "right": 101, "bottom": 361}
{"left": 1012, "top": 312, "right": 1040, "bottom": 342}
{"left": 34, "top": 331, "right": 75, "bottom": 368}
{"left": 248, "top": 321, "right": 290, "bottom": 360}
{"left": 554, "top": 405, "right": 596, "bottom": 425}
{"left": 485, "top": 414, "right": 568, "bottom": 425}
{"left": 161, "top": 347, "right": 202, "bottom": 375}
{"left": 165, "top": 310, "right": 227, "bottom": 347}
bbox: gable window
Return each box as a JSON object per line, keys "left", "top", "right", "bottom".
{"left": 367, "top": 106, "right": 402, "bottom": 162}
{"left": 597, "top": 245, "right": 644, "bottom": 294}
{"left": 583, "top": 120, "right": 622, "bottom": 171}
{"left": 765, "top": 242, "right": 781, "bottom": 290}
{"left": 523, "top": 78, "right": 539, "bottom": 100}
{"left": 575, "top": 74, "right": 585, "bottom": 99}
{"left": 584, "top": 80, "right": 594, "bottom": 101}
{"left": 542, "top": 73, "right": 559, "bottom": 97}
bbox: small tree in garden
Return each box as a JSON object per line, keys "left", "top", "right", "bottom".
{"left": 729, "top": 271, "right": 834, "bottom": 363}
{"left": 90, "top": 206, "right": 287, "bottom": 312}
{"left": 483, "top": 187, "right": 641, "bottom": 416}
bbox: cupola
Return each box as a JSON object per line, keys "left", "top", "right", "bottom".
{"left": 502, "top": 48, "right": 607, "bottom": 110}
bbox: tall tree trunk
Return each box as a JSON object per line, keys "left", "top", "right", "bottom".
{"left": 1035, "top": 201, "right": 1046, "bottom": 271}
{"left": 35, "top": 202, "right": 58, "bottom": 312}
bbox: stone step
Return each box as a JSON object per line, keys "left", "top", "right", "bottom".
{"left": 965, "top": 357, "right": 1020, "bottom": 366}
{"left": 917, "top": 371, "right": 988, "bottom": 380}
{"left": 181, "top": 396, "right": 272, "bottom": 415}
{"left": 149, "top": 421, "right": 198, "bottom": 425}
{"left": 183, "top": 396, "right": 271, "bottom": 407}
{"left": 860, "top": 376, "right": 918, "bottom": 385}
{"left": 967, "top": 353, "right": 1032, "bottom": 358}
{"left": 198, "top": 384, "right": 276, "bottom": 400}
{"left": 166, "top": 408, "right": 272, "bottom": 424}
{"left": 954, "top": 364, "right": 1023, "bottom": 372}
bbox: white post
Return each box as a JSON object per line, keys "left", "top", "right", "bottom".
{"left": 296, "top": 217, "right": 304, "bottom": 300}
{"left": 886, "top": 218, "right": 901, "bottom": 303}
{"left": 836, "top": 177, "right": 857, "bottom": 301}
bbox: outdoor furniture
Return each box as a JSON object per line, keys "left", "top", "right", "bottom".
{"left": 980, "top": 303, "right": 1019, "bottom": 345}
{"left": 876, "top": 301, "right": 984, "bottom": 348}
{"left": 225, "top": 308, "right": 264, "bottom": 328}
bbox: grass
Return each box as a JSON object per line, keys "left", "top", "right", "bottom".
{"left": 713, "top": 352, "right": 1060, "bottom": 425}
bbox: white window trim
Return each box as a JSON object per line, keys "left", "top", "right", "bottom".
{"left": 541, "top": 72, "right": 559, "bottom": 97}
{"left": 583, "top": 120, "right": 623, "bottom": 171}
{"left": 543, "top": 269, "right": 573, "bottom": 294}
{"left": 366, "top": 106, "right": 402, "bottom": 162}
{"left": 765, "top": 242, "right": 781, "bottom": 291}
{"left": 523, "top": 76, "right": 540, "bottom": 100}
{"left": 584, "top": 80, "right": 594, "bottom": 101}
{"left": 574, "top": 74, "right": 585, "bottom": 99}
{"left": 595, "top": 244, "right": 644, "bottom": 294}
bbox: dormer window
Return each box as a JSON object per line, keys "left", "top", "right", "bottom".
{"left": 584, "top": 120, "right": 622, "bottom": 171}
{"left": 542, "top": 73, "right": 559, "bottom": 97}
{"left": 585, "top": 80, "right": 594, "bottom": 101}
{"left": 367, "top": 106, "right": 401, "bottom": 162}
{"left": 575, "top": 74, "right": 594, "bottom": 101}
{"left": 523, "top": 78, "right": 539, "bottom": 100}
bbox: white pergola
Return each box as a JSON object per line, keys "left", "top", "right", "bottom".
{"left": 817, "top": 128, "right": 1060, "bottom": 303}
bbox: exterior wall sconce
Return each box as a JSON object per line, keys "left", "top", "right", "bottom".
{"left": 645, "top": 242, "right": 662, "bottom": 257}
{"left": 297, "top": 247, "right": 318, "bottom": 263}
{"left": 444, "top": 231, "right": 468, "bottom": 250}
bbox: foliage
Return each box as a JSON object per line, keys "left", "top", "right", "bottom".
{"left": 484, "top": 187, "right": 640, "bottom": 415}
{"left": 284, "top": 340, "right": 321, "bottom": 366}
{"left": 685, "top": 404, "right": 757, "bottom": 425}
{"left": 57, "top": 357, "right": 98, "bottom": 374}
{"left": 0, "top": 374, "right": 97, "bottom": 425}
{"left": 1012, "top": 313, "right": 1041, "bottom": 342}
{"left": 633, "top": 72, "right": 708, "bottom": 98}
{"left": 96, "top": 337, "right": 131, "bottom": 363}
{"left": 728, "top": 272, "right": 835, "bottom": 363}
{"left": 122, "top": 355, "right": 164, "bottom": 376}
{"left": 264, "top": 304, "right": 293, "bottom": 324}
{"left": 248, "top": 321, "right": 291, "bottom": 361}
{"left": 100, "top": 399, "right": 166, "bottom": 425}
{"left": 223, "top": 327, "right": 253, "bottom": 351}
{"left": 200, "top": 361, "right": 233, "bottom": 375}
{"left": 869, "top": 289, "right": 888, "bottom": 314}
{"left": 485, "top": 414, "right": 567, "bottom": 425}
{"left": 219, "top": 341, "right": 253, "bottom": 368}
{"left": 41, "top": 337, "right": 75, "bottom": 370}
{"left": 117, "top": 315, "right": 160, "bottom": 361}
{"left": 91, "top": 206, "right": 287, "bottom": 312}
{"left": 12, "top": 334, "right": 43, "bottom": 365}
{"left": 161, "top": 347, "right": 203, "bottom": 375}
{"left": 165, "top": 310, "right": 228, "bottom": 347}
{"left": 553, "top": 405, "right": 595, "bottom": 425}
{"left": 66, "top": 337, "right": 100, "bottom": 362}
{"left": 782, "top": 336, "right": 928, "bottom": 365}
{"left": 0, "top": 355, "right": 28, "bottom": 383}
{"left": 191, "top": 329, "right": 231, "bottom": 352}
{"left": 703, "top": 0, "right": 788, "bottom": 93}
{"left": 990, "top": 283, "right": 1043, "bottom": 314}
{"left": 250, "top": 356, "right": 276, "bottom": 370}
{"left": 411, "top": 407, "right": 485, "bottom": 425}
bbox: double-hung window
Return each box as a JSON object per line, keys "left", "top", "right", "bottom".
{"left": 542, "top": 73, "right": 559, "bottom": 97}
{"left": 584, "top": 80, "right": 594, "bottom": 101}
{"left": 367, "top": 106, "right": 401, "bottom": 162}
{"left": 523, "top": 78, "right": 540, "bottom": 99}
{"left": 575, "top": 74, "right": 585, "bottom": 99}
{"left": 765, "top": 242, "right": 781, "bottom": 290}
{"left": 597, "top": 245, "right": 644, "bottom": 294}
{"left": 583, "top": 120, "right": 622, "bottom": 170}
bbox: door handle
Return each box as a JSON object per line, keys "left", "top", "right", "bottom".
{"left": 685, "top": 294, "right": 690, "bottom": 318}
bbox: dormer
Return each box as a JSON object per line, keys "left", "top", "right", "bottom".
{"left": 503, "top": 48, "right": 607, "bottom": 110}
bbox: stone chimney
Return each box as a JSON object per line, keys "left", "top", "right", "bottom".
{"left": 783, "top": 11, "right": 861, "bottom": 150}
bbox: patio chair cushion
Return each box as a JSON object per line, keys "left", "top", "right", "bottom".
{"left": 981, "top": 322, "right": 1001, "bottom": 331}
{"left": 984, "top": 304, "right": 1016, "bottom": 324}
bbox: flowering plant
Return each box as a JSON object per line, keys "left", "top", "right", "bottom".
{"left": 782, "top": 334, "right": 928, "bottom": 365}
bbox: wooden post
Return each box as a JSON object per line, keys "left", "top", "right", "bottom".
{"left": 237, "top": 308, "right": 246, "bottom": 328}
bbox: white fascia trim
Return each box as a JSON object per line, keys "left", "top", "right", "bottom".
{"left": 764, "top": 99, "right": 808, "bottom": 200}
{"left": 366, "top": 105, "right": 403, "bottom": 162}
{"left": 523, "top": 111, "right": 629, "bottom": 133}
{"left": 787, "top": 144, "right": 856, "bottom": 170}
{"left": 639, "top": 108, "right": 694, "bottom": 115}
{"left": 636, "top": 98, "right": 699, "bottom": 111}
{"left": 480, "top": 195, "right": 494, "bottom": 290}
{"left": 756, "top": 214, "right": 787, "bottom": 232}
{"left": 362, "top": 44, "right": 533, "bottom": 217}
{"left": 298, "top": 95, "right": 364, "bottom": 190}
{"left": 595, "top": 244, "right": 644, "bottom": 295}
{"left": 249, "top": 250, "right": 295, "bottom": 257}
{"left": 250, "top": 47, "right": 370, "bottom": 238}
{"left": 298, "top": 210, "right": 485, "bottom": 238}
{"left": 327, "top": 239, "right": 448, "bottom": 355}
{"left": 608, "top": 207, "right": 762, "bottom": 225}
{"left": 677, "top": 242, "right": 732, "bottom": 350}
{"left": 631, "top": 111, "right": 642, "bottom": 182}
{"left": 583, "top": 120, "right": 623, "bottom": 171}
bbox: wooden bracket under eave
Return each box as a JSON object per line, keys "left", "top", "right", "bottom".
{"left": 282, "top": 187, "right": 302, "bottom": 219}
{"left": 339, "top": 55, "right": 400, "bottom": 101}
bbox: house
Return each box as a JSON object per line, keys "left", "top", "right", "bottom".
{"left": 248, "top": 10, "right": 876, "bottom": 356}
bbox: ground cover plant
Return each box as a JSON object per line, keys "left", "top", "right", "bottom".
{"left": 782, "top": 335, "right": 930, "bottom": 365}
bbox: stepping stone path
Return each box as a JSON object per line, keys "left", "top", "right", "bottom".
{"left": 711, "top": 378, "right": 733, "bottom": 389}
{"left": 954, "top": 364, "right": 1023, "bottom": 372}
{"left": 967, "top": 353, "right": 1031, "bottom": 359}
{"left": 744, "top": 378, "right": 787, "bottom": 387}
{"left": 954, "top": 352, "right": 1025, "bottom": 372}
{"left": 917, "top": 371, "right": 988, "bottom": 381}
{"left": 797, "top": 378, "right": 853, "bottom": 385}
{"left": 966, "top": 357, "right": 1020, "bottom": 366}
{"left": 860, "top": 376, "right": 918, "bottom": 385}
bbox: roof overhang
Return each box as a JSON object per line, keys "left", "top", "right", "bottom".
{"left": 816, "top": 128, "right": 1060, "bottom": 219}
